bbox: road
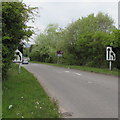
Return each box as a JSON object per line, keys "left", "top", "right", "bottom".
{"left": 22, "top": 63, "right": 118, "bottom": 118}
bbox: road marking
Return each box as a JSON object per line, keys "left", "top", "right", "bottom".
{"left": 88, "top": 81, "right": 93, "bottom": 84}
{"left": 65, "top": 71, "right": 70, "bottom": 73}
{"left": 87, "top": 81, "right": 96, "bottom": 85}
{"left": 74, "top": 72, "right": 81, "bottom": 76}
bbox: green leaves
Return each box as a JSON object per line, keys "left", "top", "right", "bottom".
{"left": 31, "top": 12, "right": 119, "bottom": 69}
{"left": 2, "top": 2, "right": 36, "bottom": 79}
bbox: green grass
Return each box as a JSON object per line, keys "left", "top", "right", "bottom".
{"left": 2, "top": 64, "right": 60, "bottom": 118}
{"left": 31, "top": 61, "right": 119, "bottom": 76}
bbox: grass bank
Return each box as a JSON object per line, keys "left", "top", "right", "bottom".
{"left": 2, "top": 64, "right": 60, "bottom": 118}
{"left": 31, "top": 61, "right": 119, "bottom": 76}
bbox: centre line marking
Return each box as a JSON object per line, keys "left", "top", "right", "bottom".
{"left": 74, "top": 73, "right": 81, "bottom": 76}
{"left": 65, "top": 71, "right": 70, "bottom": 73}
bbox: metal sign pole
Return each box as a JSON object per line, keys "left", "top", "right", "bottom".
{"left": 18, "top": 53, "right": 22, "bottom": 74}
{"left": 18, "top": 62, "right": 21, "bottom": 74}
{"left": 109, "top": 61, "right": 112, "bottom": 71}
{"left": 106, "top": 47, "right": 116, "bottom": 71}
{"left": 57, "top": 56, "right": 59, "bottom": 64}
{"left": 56, "top": 51, "right": 64, "bottom": 64}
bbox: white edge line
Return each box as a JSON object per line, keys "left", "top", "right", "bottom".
{"left": 65, "top": 71, "right": 70, "bottom": 73}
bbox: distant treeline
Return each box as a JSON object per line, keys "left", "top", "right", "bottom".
{"left": 30, "top": 12, "right": 120, "bottom": 69}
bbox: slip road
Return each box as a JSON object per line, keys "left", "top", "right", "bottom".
{"left": 23, "top": 63, "right": 118, "bottom": 118}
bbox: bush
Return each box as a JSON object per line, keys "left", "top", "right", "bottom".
{"left": 2, "top": 2, "right": 35, "bottom": 79}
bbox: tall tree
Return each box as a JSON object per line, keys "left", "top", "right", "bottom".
{"left": 30, "top": 12, "right": 118, "bottom": 69}
{"left": 61, "top": 12, "right": 116, "bottom": 66}
{"left": 2, "top": 2, "right": 36, "bottom": 78}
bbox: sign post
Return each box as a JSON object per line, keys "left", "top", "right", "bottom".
{"left": 56, "top": 51, "right": 64, "bottom": 64}
{"left": 106, "top": 47, "right": 116, "bottom": 70}
{"left": 18, "top": 62, "right": 21, "bottom": 74}
{"left": 109, "top": 61, "right": 112, "bottom": 71}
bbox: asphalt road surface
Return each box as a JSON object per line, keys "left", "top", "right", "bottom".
{"left": 22, "top": 63, "right": 118, "bottom": 118}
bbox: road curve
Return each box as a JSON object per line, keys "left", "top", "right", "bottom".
{"left": 22, "top": 63, "right": 118, "bottom": 118}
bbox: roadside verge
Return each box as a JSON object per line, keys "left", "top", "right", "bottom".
{"left": 2, "top": 64, "right": 60, "bottom": 118}
{"left": 31, "top": 61, "right": 119, "bottom": 76}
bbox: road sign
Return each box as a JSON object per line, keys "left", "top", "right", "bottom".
{"left": 16, "top": 52, "right": 22, "bottom": 61}
{"left": 13, "top": 49, "right": 22, "bottom": 73}
{"left": 57, "top": 51, "right": 64, "bottom": 54}
{"left": 106, "top": 47, "right": 116, "bottom": 61}
{"left": 56, "top": 51, "right": 64, "bottom": 64}
{"left": 106, "top": 47, "right": 116, "bottom": 71}
{"left": 57, "top": 54, "right": 62, "bottom": 57}
{"left": 13, "top": 49, "right": 22, "bottom": 63}
{"left": 57, "top": 51, "right": 64, "bottom": 57}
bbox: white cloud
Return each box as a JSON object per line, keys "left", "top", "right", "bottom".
{"left": 23, "top": 1, "right": 118, "bottom": 43}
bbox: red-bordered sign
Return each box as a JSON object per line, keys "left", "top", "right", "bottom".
{"left": 57, "top": 51, "right": 64, "bottom": 54}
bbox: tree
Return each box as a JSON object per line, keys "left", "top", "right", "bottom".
{"left": 30, "top": 12, "right": 118, "bottom": 69}
{"left": 30, "top": 24, "right": 62, "bottom": 63}
{"left": 2, "top": 2, "right": 36, "bottom": 79}
{"left": 109, "top": 29, "right": 120, "bottom": 69}
{"left": 60, "top": 12, "right": 116, "bottom": 67}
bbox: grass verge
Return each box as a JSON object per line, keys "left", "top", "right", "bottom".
{"left": 31, "top": 61, "right": 119, "bottom": 76}
{"left": 2, "top": 64, "right": 60, "bottom": 118}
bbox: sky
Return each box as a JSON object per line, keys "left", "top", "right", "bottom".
{"left": 23, "top": 0, "right": 119, "bottom": 44}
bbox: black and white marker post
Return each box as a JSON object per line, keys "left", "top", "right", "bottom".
{"left": 106, "top": 47, "right": 116, "bottom": 70}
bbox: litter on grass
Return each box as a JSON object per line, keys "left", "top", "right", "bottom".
{"left": 8, "top": 105, "right": 13, "bottom": 109}
{"left": 36, "top": 101, "right": 39, "bottom": 105}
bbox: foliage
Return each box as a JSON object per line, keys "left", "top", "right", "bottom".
{"left": 30, "top": 24, "right": 62, "bottom": 63}
{"left": 2, "top": 2, "right": 36, "bottom": 79}
{"left": 30, "top": 12, "right": 119, "bottom": 69}
{"left": 110, "top": 29, "right": 120, "bottom": 69}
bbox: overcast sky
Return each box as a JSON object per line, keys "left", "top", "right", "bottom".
{"left": 23, "top": 0, "right": 119, "bottom": 44}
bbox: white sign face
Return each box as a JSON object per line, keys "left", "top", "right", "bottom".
{"left": 57, "top": 54, "right": 62, "bottom": 57}
{"left": 13, "top": 49, "right": 23, "bottom": 63}
{"left": 106, "top": 47, "right": 116, "bottom": 61}
{"left": 16, "top": 54, "right": 22, "bottom": 62}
